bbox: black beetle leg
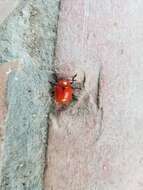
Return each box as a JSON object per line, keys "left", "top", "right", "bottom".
{"left": 72, "top": 94, "right": 78, "bottom": 101}
{"left": 49, "top": 89, "right": 55, "bottom": 98}
{"left": 49, "top": 81, "right": 56, "bottom": 86}
{"left": 51, "top": 92, "right": 54, "bottom": 97}
{"left": 74, "top": 87, "right": 82, "bottom": 90}
{"left": 52, "top": 73, "right": 58, "bottom": 82}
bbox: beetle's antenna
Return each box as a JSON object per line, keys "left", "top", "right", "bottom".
{"left": 72, "top": 73, "right": 77, "bottom": 81}
{"left": 71, "top": 73, "right": 77, "bottom": 84}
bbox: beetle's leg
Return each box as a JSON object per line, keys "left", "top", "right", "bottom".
{"left": 49, "top": 83, "right": 55, "bottom": 97}
{"left": 72, "top": 94, "right": 78, "bottom": 101}
{"left": 51, "top": 92, "right": 54, "bottom": 98}
{"left": 72, "top": 86, "right": 82, "bottom": 90}
{"left": 50, "top": 91, "right": 55, "bottom": 99}
{"left": 49, "top": 72, "right": 57, "bottom": 86}
{"left": 52, "top": 73, "right": 58, "bottom": 82}
{"left": 49, "top": 81, "right": 56, "bottom": 86}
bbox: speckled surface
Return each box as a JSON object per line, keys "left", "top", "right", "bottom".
{"left": 0, "top": 1, "right": 19, "bottom": 24}
{"left": 0, "top": 61, "right": 19, "bottom": 180}
{"left": 45, "top": 0, "right": 143, "bottom": 190}
{"left": 1, "top": 0, "right": 143, "bottom": 190}
{"left": 0, "top": 0, "right": 60, "bottom": 189}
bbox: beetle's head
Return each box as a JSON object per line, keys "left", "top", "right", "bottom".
{"left": 57, "top": 79, "right": 71, "bottom": 87}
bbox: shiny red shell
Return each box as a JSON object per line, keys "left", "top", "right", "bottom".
{"left": 54, "top": 79, "right": 73, "bottom": 105}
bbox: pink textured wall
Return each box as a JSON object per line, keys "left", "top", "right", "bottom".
{"left": 45, "top": 0, "right": 143, "bottom": 189}
{"left": 0, "top": 0, "right": 143, "bottom": 189}
{"left": 0, "top": 0, "right": 18, "bottom": 24}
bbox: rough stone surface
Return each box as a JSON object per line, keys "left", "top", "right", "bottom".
{"left": 1, "top": 0, "right": 143, "bottom": 190}
{"left": 0, "top": 61, "right": 19, "bottom": 177}
{"left": 45, "top": 0, "right": 143, "bottom": 190}
{"left": 0, "top": 0, "right": 60, "bottom": 189}
{"left": 0, "top": 1, "right": 19, "bottom": 24}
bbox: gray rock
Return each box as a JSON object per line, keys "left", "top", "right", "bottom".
{"left": 0, "top": 0, "right": 60, "bottom": 189}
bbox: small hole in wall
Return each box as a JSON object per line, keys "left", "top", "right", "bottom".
{"left": 120, "top": 49, "right": 124, "bottom": 55}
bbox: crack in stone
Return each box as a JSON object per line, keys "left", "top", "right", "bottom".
{"left": 95, "top": 68, "right": 104, "bottom": 142}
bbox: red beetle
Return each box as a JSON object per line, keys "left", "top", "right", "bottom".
{"left": 54, "top": 79, "right": 73, "bottom": 105}
{"left": 50, "top": 74, "right": 81, "bottom": 107}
